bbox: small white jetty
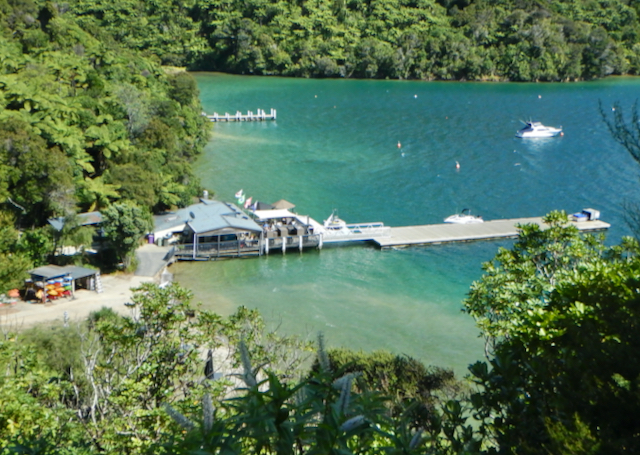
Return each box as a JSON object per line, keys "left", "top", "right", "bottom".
{"left": 206, "top": 109, "right": 276, "bottom": 122}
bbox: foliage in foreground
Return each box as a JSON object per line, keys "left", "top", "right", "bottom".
{"left": 465, "top": 211, "right": 640, "bottom": 454}
{"left": 0, "top": 283, "right": 474, "bottom": 455}
{"left": 4, "top": 216, "right": 640, "bottom": 454}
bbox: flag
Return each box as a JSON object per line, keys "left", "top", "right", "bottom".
{"left": 244, "top": 196, "right": 253, "bottom": 209}
{"left": 250, "top": 201, "right": 258, "bottom": 211}
{"left": 235, "top": 189, "right": 244, "bottom": 198}
{"left": 237, "top": 194, "right": 245, "bottom": 204}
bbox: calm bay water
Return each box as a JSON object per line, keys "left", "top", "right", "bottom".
{"left": 173, "top": 74, "right": 640, "bottom": 376}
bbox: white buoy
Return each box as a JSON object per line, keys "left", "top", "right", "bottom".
{"left": 397, "top": 141, "right": 402, "bottom": 148}
{"left": 455, "top": 161, "right": 460, "bottom": 170}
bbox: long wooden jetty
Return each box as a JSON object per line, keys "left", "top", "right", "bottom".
{"left": 371, "top": 217, "right": 610, "bottom": 249}
{"left": 162, "top": 203, "right": 611, "bottom": 262}
{"left": 206, "top": 109, "right": 276, "bottom": 122}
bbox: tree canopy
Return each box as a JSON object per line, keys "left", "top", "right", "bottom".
{"left": 464, "top": 213, "right": 640, "bottom": 454}
{"left": 64, "top": 0, "right": 640, "bottom": 81}
{"left": 0, "top": 0, "right": 210, "bottom": 278}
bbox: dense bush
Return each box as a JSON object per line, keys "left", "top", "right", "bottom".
{"left": 0, "top": 0, "right": 210, "bottom": 278}
{"left": 65, "top": 0, "right": 640, "bottom": 81}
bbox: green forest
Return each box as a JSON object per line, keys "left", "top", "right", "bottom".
{"left": 3, "top": 0, "right": 640, "bottom": 453}
{"left": 72, "top": 0, "right": 640, "bottom": 81}
{"left": 0, "top": 0, "right": 210, "bottom": 282}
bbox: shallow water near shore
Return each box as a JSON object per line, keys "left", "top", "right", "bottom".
{"left": 172, "top": 74, "right": 640, "bottom": 376}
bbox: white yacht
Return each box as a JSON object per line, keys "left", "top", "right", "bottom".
{"left": 515, "top": 121, "right": 562, "bottom": 138}
{"left": 323, "top": 210, "right": 351, "bottom": 235}
{"left": 444, "top": 209, "right": 484, "bottom": 224}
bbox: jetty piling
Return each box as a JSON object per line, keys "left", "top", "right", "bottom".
{"left": 206, "top": 108, "right": 276, "bottom": 122}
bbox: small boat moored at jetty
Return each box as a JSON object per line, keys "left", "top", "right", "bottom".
{"left": 323, "top": 210, "right": 351, "bottom": 236}
{"left": 444, "top": 209, "right": 484, "bottom": 224}
{"left": 515, "top": 121, "right": 562, "bottom": 138}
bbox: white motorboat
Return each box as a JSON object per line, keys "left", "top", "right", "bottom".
{"left": 444, "top": 209, "right": 484, "bottom": 224}
{"left": 515, "top": 121, "right": 562, "bottom": 138}
{"left": 323, "top": 210, "right": 351, "bottom": 235}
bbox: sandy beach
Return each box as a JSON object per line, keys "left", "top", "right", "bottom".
{"left": 0, "top": 274, "right": 154, "bottom": 329}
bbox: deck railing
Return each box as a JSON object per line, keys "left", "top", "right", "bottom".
{"left": 173, "top": 234, "right": 322, "bottom": 260}
{"left": 262, "top": 234, "right": 321, "bottom": 254}
{"left": 174, "top": 239, "right": 261, "bottom": 259}
{"left": 322, "top": 223, "right": 391, "bottom": 243}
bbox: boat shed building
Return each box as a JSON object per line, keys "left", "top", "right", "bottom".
{"left": 26, "top": 265, "right": 102, "bottom": 301}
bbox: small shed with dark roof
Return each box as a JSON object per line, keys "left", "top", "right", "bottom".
{"left": 26, "top": 265, "right": 101, "bottom": 301}
{"left": 48, "top": 211, "right": 103, "bottom": 231}
{"left": 29, "top": 265, "right": 98, "bottom": 282}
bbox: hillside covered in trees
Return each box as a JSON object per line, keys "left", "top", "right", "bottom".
{"left": 70, "top": 0, "right": 640, "bottom": 81}
{"left": 0, "top": 0, "right": 210, "bottom": 283}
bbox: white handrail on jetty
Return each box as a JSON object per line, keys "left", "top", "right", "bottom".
{"left": 205, "top": 108, "right": 277, "bottom": 122}
{"left": 321, "top": 222, "right": 391, "bottom": 243}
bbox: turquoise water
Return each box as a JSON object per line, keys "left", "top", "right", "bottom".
{"left": 173, "top": 74, "right": 640, "bottom": 376}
